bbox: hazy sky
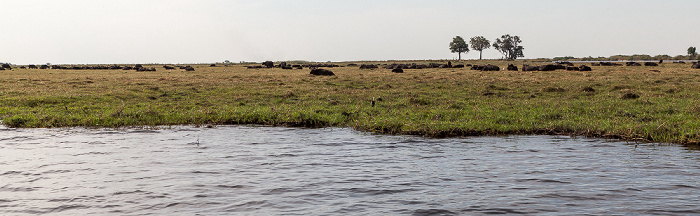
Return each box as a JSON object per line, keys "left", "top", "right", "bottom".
{"left": 1, "top": 0, "right": 698, "bottom": 64}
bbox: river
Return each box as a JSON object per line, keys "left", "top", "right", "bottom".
{"left": 1, "top": 125, "right": 698, "bottom": 215}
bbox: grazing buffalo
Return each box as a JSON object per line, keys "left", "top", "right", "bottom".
{"left": 626, "top": 62, "right": 641, "bottom": 66}
{"left": 522, "top": 64, "right": 539, "bottom": 71}
{"left": 692, "top": 63, "right": 700, "bottom": 69}
{"left": 184, "top": 66, "right": 195, "bottom": 71}
{"left": 644, "top": 62, "right": 658, "bottom": 66}
{"left": 40, "top": 65, "right": 50, "bottom": 69}
{"left": 392, "top": 68, "right": 404, "bottom": 73}
{"left": 579, "top": 65, "right": 592, "bottom": 71}
{"left": 507, "top": 64, "right": 518, "bottom": 71}
{"left": 310, "top": 68, "right": 335, "bottom": 76}
{"left": 28, "top": 65, "right": 38, "bottom": 69}
{"left": 481, "top": 65, "right": 500, "bottom": 71}
{"left": 163, "top": 65, "right": 175, "bottom": 70}
{"left": 262, "top": 61, "right": 274, "bottom": 68}
{"left": 359, "top": 64, "right": 378, "bottom": 69}
{"left": 538, "top": 64, "right": 558, "bottom": 71}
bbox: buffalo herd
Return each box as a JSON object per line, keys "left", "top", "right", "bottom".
{"left": 1, "top": 64, "right": 206, "bottom": 72}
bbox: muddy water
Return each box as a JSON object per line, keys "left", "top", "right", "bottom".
{"left": 1, "top": 125, "right": 698, "bottom": 215}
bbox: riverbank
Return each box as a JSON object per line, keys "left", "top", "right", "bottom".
{"left": 1, "top": 60, "right": 699, "bottom": 145}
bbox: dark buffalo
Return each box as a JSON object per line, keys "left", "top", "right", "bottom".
{"left": 163, "top": 65, "right": 175, "bottom": 70}
{"left": 673, "top": 61, "right": 686, "bottom": 64}
{"left": 579, "top": 65, "right": 592, "bottom": 71}
{"left": 391, "top": 68, "right": 404, "bottom": 73}
{"left": 481, "top": 65, "right": 500, "bottom": 71}
{"left": 247, "top": 66, "right": 263, "bottom": 69}
{"left": 522, "top": 64, "right": 539, "bottom": 71}
{"left": 507, "top": 64, "right": 518, "bottom": 71}
{"left": 310, "top": 68, "right": 335, "bottom": 76}
{"left": 40, "top": 65, "right": 50, "bottom": 69}
{"left": 262, "top": 61, "right": 274, "bottom": 68}
{"left": 566, "top": 66, "right": 580, "bottom": 71}
{"left": 538, "top": 64, "right": 558, "bottom": 71}
{"left": 644, "top": 62, "right": 658, "bottom": 66}
{"left": 453, "top": 64, "right": 465, "bottom": 68}
{"left": 359, "top": 64, "right": 378, "bottom": 69}
{"left": 184, "top": 66, "right": 195, "bottom": 71}
{"left": 692, "top": 63, "right": 700, "bottom": 69}
{"left": 626, "top": 62, "right": 641, "bottom": 66}
{"left": 210, "top": 64, "right": 216, "bottom": 67}
{"left": 28, "top": 65, "right": 38, "bottom": 69}
{"left": 1, "top": 64, "right": 11, "bottom": 69}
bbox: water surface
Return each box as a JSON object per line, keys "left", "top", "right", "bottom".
{"left": 1, "top": 126, "right": 698, "bottom": 215}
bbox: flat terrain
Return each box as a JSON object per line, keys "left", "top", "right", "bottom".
{"left": 1, "top": 60, "right": 699, "bottom": 145}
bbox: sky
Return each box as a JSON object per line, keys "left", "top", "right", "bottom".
{"left": 1, "top": 0, "right": 698, "bottom": 64}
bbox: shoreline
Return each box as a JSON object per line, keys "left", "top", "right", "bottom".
{"left": 2, "top": 60, "right": 699, "bottom": 146}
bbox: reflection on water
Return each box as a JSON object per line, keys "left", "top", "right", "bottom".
{"left": 1, "top": 125, "right": 699, "bottom": 215}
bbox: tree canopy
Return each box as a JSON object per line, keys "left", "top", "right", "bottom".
{"left": 688, "top": 47, "right": 697, "bottom": 56}
{"left": 469, "top": 36, "right": 491, "bottom": 60}
{"left": 493, "top": 34, "right": 524, "bottom": 60}
{"left": 449, "top": 36, "right": 469, "bottom": 60}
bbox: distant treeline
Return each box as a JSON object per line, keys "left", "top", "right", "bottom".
{"left": 552, "top": 54, "right": 700, "bottom": 62}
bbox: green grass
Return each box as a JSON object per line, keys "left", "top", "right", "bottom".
{"left": 1, "top": 61, "right": 700, "bottom": 146}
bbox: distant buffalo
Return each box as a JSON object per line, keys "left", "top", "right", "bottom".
{"left": 310, "top": 68, "right": 335, "bottom": 76}
{"left": 507, "top": 64, "right": 518, "bottom": 71}
{"left": 262, "top": 61, "right": 274, "bottom": 68}
{"left": 579, "top": 65, "right": 592, "bottom": 71}
{"left": 1, "top": 64, "right": 11, "bottom": 69}
{"left": 392, "top": 68, "right": 404, "bottom": 73}
{"left": 566, "top": 66, "right": 579, "bottom": 71}
{"left": 692, "top": 63, "right": 700, "bottom": 69}
{"left": 184, "top": 66, "right": 195, "bottom": 71}
{"left": 538, "top": 64, "right": 558, "bottom": 71}
{"left": 40, "top": 65, "right": 50, "bottom": 69}
{"left": 626, "top": 62, "right": 641, "bottom": 66}
{"left": 359, "top": 64, "right": 378, "bottom": 69}
{"left": 522, "top": 65, "right": 539, "bottom": 71}
{"left": 481, "top": 65, "right": 499, "bottom": 71}
{"left": 644, "top": 62, "right": 658, "bottom": 66}
{"left": 163, "top": 65, "right": 175, "bottom": 70}
{"left": 28, "top": 65, "right": 38, "bottom": 69}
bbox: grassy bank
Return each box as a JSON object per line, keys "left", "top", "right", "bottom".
{"left": 1, "top": 60, "right": 700, "bottom": 145}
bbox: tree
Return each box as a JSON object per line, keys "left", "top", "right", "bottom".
{"left": 469, "top": 36, "right": 491, "bottom": 60}
{"left": 493, "top": 34, "right": 524, "bottom": 60}
{"left": 688, "top": 47, "right": 697, "bottom": 56}
{"left": 449, "top": 36, "right": 469, "bottom": 60}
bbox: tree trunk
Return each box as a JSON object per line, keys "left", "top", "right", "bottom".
{"left": 458, "top": 52, "right": 462, "bottom": 60}
{"left": 479, "top": 50, "right": 482, "bottom": 60}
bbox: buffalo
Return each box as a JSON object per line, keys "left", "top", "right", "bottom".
{"left": 40, "top": 65, "right": 50, "bottom": 69}
{"left": 28, "top": 65, "right": 38, "bottom": 69}
{"left": 184, "top": 66, "right": 195, "bottom": 71}
{"left": 579, "top": 65, "right": 592, "bottom": 71}
{"left": 1, "top": 64, "right": 11, "bottom": 69}
{"left": 310, "top": 68, "right": 335, "bottom": 76}
{"left": 566, "top": 66, "right": 580, "bottom": 71}
{"left": 692, "top": 63, "right": 700, "bottom": 69}
{"left": 359, "top": 64, "right": 378, "bottom": 69}
{"left": 626, "top": 62, "right": 641, "bottom": 66}
{"left": 538, "top": 64, "right": 558, "bottom": 71}
{"left": 644, "top": 62, "right": 658, "bottom": 66}
{"left": 507, "top": 64, "right": 518, "bottom": 71}
{"left": 392, "top": 68, "right": 404, "bottom": 73}
{"left": 522, "top": 65, "right": 539, "bottom": 71}
{"left": 262, "top": 61, "right": 274, "bottom": 68}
